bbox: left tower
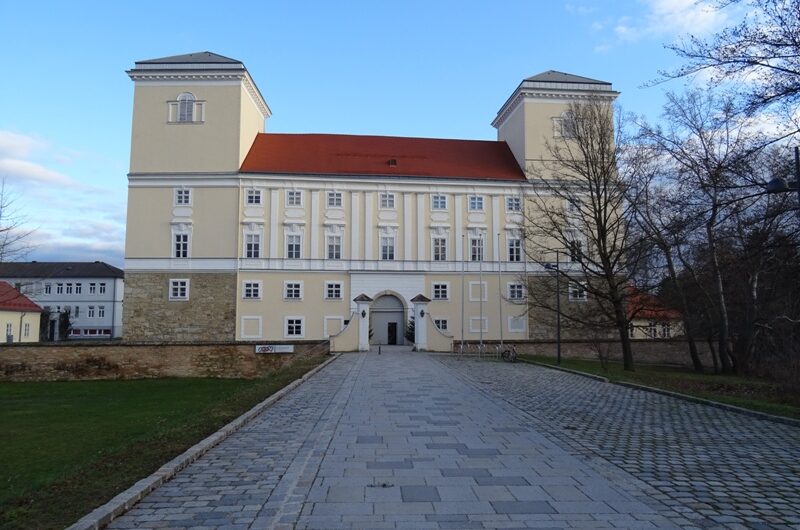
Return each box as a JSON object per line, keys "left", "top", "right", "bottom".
{"left": 124, "top": 52, "right": 271, "bottom": 341}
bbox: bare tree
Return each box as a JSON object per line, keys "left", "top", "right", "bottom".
{"left": 0, "top": 179, "right": 33, "bottom": 263}
{"left": 662, "top": 0, "right": 800, "bottom": 137}
{"left": 521, "top": 100, "right": 646, "bottom": 372}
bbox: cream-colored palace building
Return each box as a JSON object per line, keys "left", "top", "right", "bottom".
{"left": 123, "top": 52, "right": 618, "bottom": 349}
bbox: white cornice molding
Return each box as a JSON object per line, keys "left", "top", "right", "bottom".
{"left": 492, "top": 88, "right": 619, "bottom": 129}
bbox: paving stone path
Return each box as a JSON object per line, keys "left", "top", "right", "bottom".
{"left": 440, "top": 357, "right": 800, "bottom": 530}
{"left": 104, "top": 352, "right": 799, "bottom": 529}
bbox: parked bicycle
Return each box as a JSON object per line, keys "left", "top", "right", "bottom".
{"left": 500, "top": 344, "right": 517, "bottom": 363}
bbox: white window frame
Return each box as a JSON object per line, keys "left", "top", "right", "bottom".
{"left": 174, "top": 188, "right": 192, "bottom": 206}
{"left": 240, "top": 316, "right": 263, "bottom": 339}
{"left": 246, "top": 188, "right": 262, "bottom": 205}
{"left": 98, "top": 306, "right": 105, "bottom": 318}
{"left": 508, "top": 315, "right": 526, "bottom": 332}
{"left": 99, "top": 283, "right": 106, "bottom": 294}
{"left": 434, "top": 319, "right": 448, "bottom": 331}
{"left": 507, "top": 238, "right": 522, "bottom": 262}
{"left": 326, "top": 234, "right": 342, "bottom": 260}
{"left": 87, "top": 305, "right": 95, "bottom": 317}
{"left": 168, "top": 92, "right": 205, "bottom": 124}
{"left": 469, "top": 317, "right": 489, "bottom": 333}
{"left": 169, "top": 279, "right": 190, "bottom": 301}
{"left": 56, "top": 283, "right": 63, "bottom": 294}
{"left": 286, "top": 234, "right": 302, "bottom": 259}
{"left": 284, "top": 281, "right": 304, "bottom": 300}
{"left": 431, "top": 194, "right": 447, "bottom": 210}
{"left": 89, "top": 283, "right": 96, "bottom": 294}
{"left": 242, "top": 281, "right": 262, "bottom": 299}
{"left": 286, "top": 190, "right": 303, "bottom": 207}
{"left": 380, "top": 235, "right": 395, "bottom": 261}
{"left": 325, "top": 281, "right": 343, "bottom": 300}
{"left": 327, "top": 191, "right": 343, "bottom": 208}
{"left": 432, "top": 282, "right": 449, "bottom": 300}
{"left": 432, "top": 237, "right": 447, "bottom": 261}
{"left": 44, "top": 283, "right": 51, "bottom": 295}
{"left": 244, "top": 231, "right": 262, "bottom": 259}
{"left": 506, "top": 196, "right": 521, "bottom": 212}
{"left": 5, "top": 323, "right": 11, "bottom": 336}
{"left": 568, "top": 238, "right": 584, "bottom": 263}
{"left": 469, "top": 281, "right": 488, "bottom": 302}
{"left": 568, "top": 281, "right": 588, "bottom": 302}
{"left": 23, "top": 322, "right": 30, "bottom": 338}
{"left": 66, "top": 283, "right": 73, "bottom": 295}
{"left": 507, "top": 283, "right": 525, "bottom": 301}
{"left": 379, "top": 192, "right": 395, "bottom": 209}
{"left": 470, "top": 237, "right": 484, "bottom": 262}
{"left": 75, "top": 283, "right": 82, "bottom": 294}
{"left": 554, "top": 111, "right": 578, "bottom": 139}
{"left": 661, "top": 323, "right": 672, "bottom": 339}
{"left": 285, "top": 316, "right": 305, "bottom": 338}
{"left": 468, "top": 195, "right": 484, "bottom": 211}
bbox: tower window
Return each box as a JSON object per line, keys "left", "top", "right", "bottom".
{"left": 169, "top": 92, "right": 204, "bottom": 123}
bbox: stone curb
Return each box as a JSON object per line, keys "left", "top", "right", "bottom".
{"left": 519, "top": 358, "right": 610, "bottom": 383}
{"left": 521, "top": 358, "right": 800, "bottom": 428}
{"left": 66, "top": 353, "right": 342, "bottom": 530}
{"left": 614, "top": 381, "right": 800, "bottom": 428}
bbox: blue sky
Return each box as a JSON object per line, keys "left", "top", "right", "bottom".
{"left": 0, "top": 0, "right": 737, "bottom": 268}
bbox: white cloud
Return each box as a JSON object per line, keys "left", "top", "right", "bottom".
{"left": 0, "top": 158, "right": 77, "bottom": 187}
{"left": 0, "top": 130, "right": 41, "bottom": 158}
{"left": 565, "top": 3, "right": 597, "bottom": 15}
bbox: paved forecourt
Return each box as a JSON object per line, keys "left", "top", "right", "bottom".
{"left": 441, "top": 357, "right": 800, "bottom": 530}
{"left": 106, "top": 351, "right": 680, "bottom": 529}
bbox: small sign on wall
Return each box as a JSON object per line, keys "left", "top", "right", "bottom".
{"left": 255, "top": 344, "right": 295, "bottom": 354}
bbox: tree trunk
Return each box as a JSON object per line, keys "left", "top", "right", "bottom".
{"left": 707, "top": 336, "right": 719, "bottom": 374}
{"left": 612, "top": 298, "right": 635, "bottom": 371}
{"left": 706, "top": 218, "right": 733, "bottom": 373}
{"left": 665, "top": 250, "right": 704, "bottom": 372}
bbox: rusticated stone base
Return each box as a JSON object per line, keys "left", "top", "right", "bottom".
{"left": 123, "top": 272, "right": 236, "bottom": 342}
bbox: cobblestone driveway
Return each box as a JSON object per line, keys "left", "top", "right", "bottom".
{"left": 441, "top": 357, "right": 800, "bottom": 530}
{"left": 104, "top": 352, "right": 799, "bottom": 529}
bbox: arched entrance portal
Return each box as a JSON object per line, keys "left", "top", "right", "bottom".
{"left": 371, "top": 295, "right": 406, "bottom": 345}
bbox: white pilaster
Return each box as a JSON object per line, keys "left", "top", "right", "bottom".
{"left": 492, "top": 195, "right": 500, "bottom": 261}
{"left": 417, "top": 194, "right": 425, "bottom": 261}
{"left": 351, "top": 191, "right": 360, "bottom": 260}
{"left": 413, "top": 298, "right": 429, "bottom": 351}
{"left": 455, "top": 195, "right": 463, "bottom": 261}
{"left": 364, "top": 192, "right": 373, "bottom": 260}
{"left": 269, "top": 189, "right": 279, "bottom": 258}
{"left": 404, "top": 192, "right": 413, "bottom": 261}
{"left": 310, "top": 190, "right": 319, "bottom": 259}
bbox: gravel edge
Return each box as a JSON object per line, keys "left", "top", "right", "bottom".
{"left": 65, "top": 353, "right": 341, "bottom": 530}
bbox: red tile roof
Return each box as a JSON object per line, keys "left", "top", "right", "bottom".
{"left": 0, "top": 282, "right": 42, "bottom": 312}
{"left": 627, "top": 291, "right": 681, "bottom": 321}
{"left": 240, "top": 133, "right": 527, "bottom": 181}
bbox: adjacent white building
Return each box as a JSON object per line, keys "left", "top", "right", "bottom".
{"left": 0, "top": 262, "right": 124, "bottom": 340}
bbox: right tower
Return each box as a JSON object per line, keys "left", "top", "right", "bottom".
{"left": 491, "top": 71, "right": 619, "bottom": 176}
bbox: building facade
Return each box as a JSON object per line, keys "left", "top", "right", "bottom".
{"left": 123, "top": 52, "right": 618, "bottom": 347}
{"left": 0, "top": 262, "right": 124, "bottom": 340}
{"left": 0, "top": 281, "right": 42, "bottom": 343}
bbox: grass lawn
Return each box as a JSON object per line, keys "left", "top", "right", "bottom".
{"left": 0, "top": 354, "right": 327, "bottom": 530}
{"left": 520, "top": 355, "right": 800, "bottom": 420}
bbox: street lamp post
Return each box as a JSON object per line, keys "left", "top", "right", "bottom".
{"left": 544, "top": 250, "right": 562, "bottom": 365}
{"left": 766, "top": 146, "right": 800, "bottom": 207}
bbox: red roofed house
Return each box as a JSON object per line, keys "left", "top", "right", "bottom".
{"left": 0, "top": 281, "right": 42, "bottom": 343}
{"left": 123, "top": 52, "right": 618, "bottom": 348}
{"left": 627, "top": 290, "right": 684, "bottom": 340}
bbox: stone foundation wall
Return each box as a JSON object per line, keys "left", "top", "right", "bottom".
{"left": 460, "top": 339, "right": 712, "bottom": 367}
{"left": 123, "top": 272, "right": 237, "bottom": 342}
{"left": 0, "top": 340, "right": 329, "bottom": 381}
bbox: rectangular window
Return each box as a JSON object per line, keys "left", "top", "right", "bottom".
{"left": 569, "top": 281, "right": 588, "bottom": 301}
{"left": 469, "top": 281, "right": 488, "bottom": 302}
{"left": 647, "top": 322, "right": 658, "bottom": 338}
{"left": 380, "top": 236, "right": 395, "bottom": 260}
{"left": 246, "top": 189, "right": 262, "bottom": 205}
{"left": 286, "top": 318, "right": 304, "bottom": 337}
{"left": 469, "top": 317, "right": 488, "bottom": 333}
{"left": 470, "top": 237, "right": 484, "bottom": 261}
{"left": 469, "top": 195, "right": 484, "bottom": 211}
{"left": 435, "top": 319, "right": 448, "bottom": 331}
{"left": 23, "top": 323, "right": 30, "bottom": 338}
{"left": 327, "top": 191, "right": 343, "bottom": 208}
{"left": 433, "top": 237, "right": 447, "bottom": 261}
{"left": 432, "top": 283, "right": 449, "bottom": 300}
{"left": 506, "top": 196, "right": 521, "bottom": 212}
{"left": 56, "top": 283, "right": 63, "bottom": 294}
{"left": 74, "top": 306, "right": 80, "bottom": 317}
{"left": 88, "top": 306, "right": 95, "bottom": 317}
{"left": 325, "top": 282, "right": 342, "bottom": 300}
{"left": 75, "top": 283, "right": 82, "bottom": 294}
{"left": 661, "top": 323, "right": 671, "bottom": 339}
{"left": 175, "top": 188, "right": 191, "bottom": 205}
{"left": 245, "top": 233, "right": 261, "bottom": 258}
{"left": 5, "top": 323, "right": 11, "bottom": 336}
{"left": 66, "top": 283, "right": 73, "bottom": 294}
{"left": 508, "top": 238, "right": 521, "bottom": 262}
{"left": 327, "top": 235, "right": 342, "bottom": 260}
{"left": 568, "top": 239, "right": 583, "bottom": 262}
{"left": 98, "top": 306, "right": 105, "bottom": 318}
{"left": 286, "top": 235, "right": 301, "bottom": 259}
{"left": 243, "top": 281, "right": 261, "bottom": 299}
{"left": 509, "top": 316, "right": 526, "bottom": 332}
{"left": 508, "top": 283, "right": 524, "bottom": 300}
{"left": 44, "top": 283, "right": 51, "bottom": 294}
{"left": 380, "top": 192, "right": 395, "bottom": 209}
{"left": 99, "top": 283, "right": 106, "bottom": 294}
{"left": 284, "top": 282, "right": 302, "bottom": 300}
{"left": 432, "top": 194, "right": 447, "bottom": 210}
{"left": 286, "top": 190, "right": 302, "bottom": 207}
{"left": 174, "top": 233, "right": 189, "bottom": 258}
{"left": 89, "top": 283, "right": 96, "bottom": 294}
{"left": 169, "top": 280, "right": 189, "bottom": 301}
